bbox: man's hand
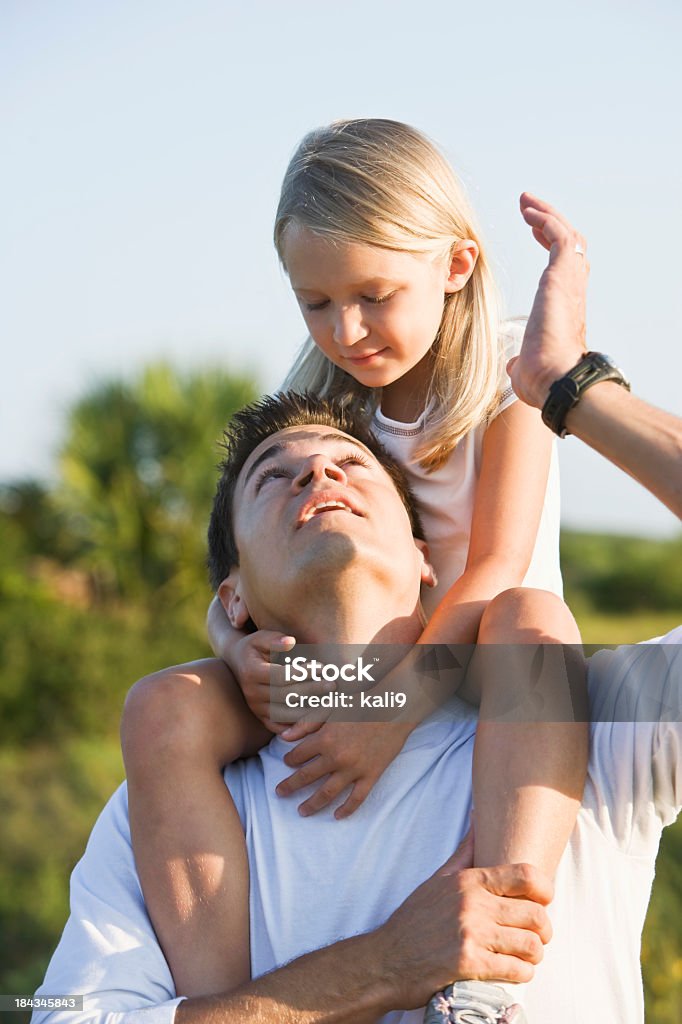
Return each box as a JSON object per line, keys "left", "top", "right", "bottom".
{"left": 507, "top": 193, "right": 682, "bottom": 516}
{"left": 378, "top": 836, "right": 554, "bottom": 1010}
{"left": 507, "top": 193, "right": 590, "bottom": 409}
{"left": 277, "top": 719, "right": 414, "bottom": 818}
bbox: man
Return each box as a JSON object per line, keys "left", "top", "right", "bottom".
{"left": 34, "top": 389, "right": 681, "bottom": 1024}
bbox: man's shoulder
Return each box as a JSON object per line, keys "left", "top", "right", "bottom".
{"left": 80, "top": 780, "right": 133, "bottom": 862}
{"left": 587, "top": 628, "right": 682, "bottom": 725}
{"left": 68, "top": 779, "right": 156, "bottom": 927}
{"left": 582, "top": 628, "right": 682, "bottom": 849}
{"left": 649, "top": 625, "right": 682, "bottom": 646}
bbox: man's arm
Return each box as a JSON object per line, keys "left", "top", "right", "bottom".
{"left": 34, "top": 799, "right": 552, "bottom": 1024}
{"left": 175, "top": 932, "right": 391, "bottom": 1024}
{"left": 563, "top": 385, "right": 681, "bottom": 516}
{"left": 508, "top": 193, "right": 682, "bottom": 518}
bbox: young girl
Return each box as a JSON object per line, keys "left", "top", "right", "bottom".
{"left": 121, "top": 119, "right": 587, "bottom": 1020}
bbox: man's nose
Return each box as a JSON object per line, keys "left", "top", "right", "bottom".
{"left": 333, "top": 305, "right": 367, "bottom": 348}
{"left": 293, "top": 454, "right": 347, "bottom": 491}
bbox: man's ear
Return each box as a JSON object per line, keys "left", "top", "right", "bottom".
{"left": 444, "top": 240, "right": 479, "bottom": 294}
{"left": 415, "top": 539, "right": 438, "bottom": 588}
{"left": 217, "top": 569, "right": 251, "bottom": 629}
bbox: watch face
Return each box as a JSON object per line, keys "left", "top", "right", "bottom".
{"left": 587, "top": 351, "right": 614, "bottom": 369}
{"left": 589, "top": 352, "right": 630, "bottom": 388}
{"left": 590, "top": 352, "right": 622, "bottom": 374}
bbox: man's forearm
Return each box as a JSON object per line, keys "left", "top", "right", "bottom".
{"left": 563, "top": 384, "right": 682, "bottom": 517}
{"left": 175, "top": 931, "right": 395, "bottom": 1024}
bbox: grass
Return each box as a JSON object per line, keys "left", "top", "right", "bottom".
{"left": 573, "top": 608, "right": 681, "bottom": 645}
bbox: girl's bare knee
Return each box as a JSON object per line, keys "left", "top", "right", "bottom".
{"left": 479, "top": 588, "right": 580, "bottom": 644}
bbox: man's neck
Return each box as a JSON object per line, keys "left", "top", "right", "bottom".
{"left": 257, "top": 575, "right": 424, "bottom": 646}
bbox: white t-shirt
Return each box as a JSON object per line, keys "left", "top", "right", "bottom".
{"left": 33, "top": 630, "right": 682, "bottom": 1024}
{"left": 373, "top": 322, "right": 563, "bottom": 618}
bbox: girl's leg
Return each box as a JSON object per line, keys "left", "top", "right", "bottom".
{"left": 469, "top": 587, "right": 588, "bottom": 875}
{"left": 121, "top": 659, "right": 271, "bottom": 997}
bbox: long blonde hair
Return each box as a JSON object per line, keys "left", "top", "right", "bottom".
{"left": 275, "top": 118, "right": 504, "bottom": 471}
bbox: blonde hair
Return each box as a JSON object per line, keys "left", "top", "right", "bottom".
{"left": 275, "top": 118, "right": 504, "bottom": 471}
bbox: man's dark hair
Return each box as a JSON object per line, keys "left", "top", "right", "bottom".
{"left": 207, "top": 392, "right": 424, "bottom": 590}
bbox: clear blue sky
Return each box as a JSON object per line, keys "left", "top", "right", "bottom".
{"left": 2, "top": 0, "right": 680, "bottom": 536}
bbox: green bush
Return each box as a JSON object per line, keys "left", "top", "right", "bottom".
{"left": 561, "top": 532, "right": 682, "bottom": 614}
{"left": 0, "top": 740, "right": 124, "bottom": 1016}
{"left": 0, "top": 591, "right": 208, "bottom": 745}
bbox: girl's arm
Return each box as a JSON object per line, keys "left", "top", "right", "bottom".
{"left": 422, "top": 398, "right": 554, "bottom": 647}
{"left": 207, "top": 593, "right": 234, "bottom": 659}
{"left": 419, "top": 398, "right": 587, "bottom": 878}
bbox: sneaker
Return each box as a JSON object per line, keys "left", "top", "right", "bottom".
{"left": 423, "top": 981, "right": 527, "bottom": 1024}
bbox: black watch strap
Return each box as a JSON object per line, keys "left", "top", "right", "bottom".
{"left": 541, "top": 351, "right": 631, "bottom": 438}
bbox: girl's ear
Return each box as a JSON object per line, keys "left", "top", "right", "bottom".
{"left": 217, "top": 570, "right": 251, "bottom": 629}
{"left": 444, "top": 240, "right": 479, "bottom": 294}
{"left": 415, "top": 539, "right": 438, "bottom": 589}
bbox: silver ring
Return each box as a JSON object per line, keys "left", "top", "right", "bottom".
{"left": 574, "top": 243, "right": 585, "bottom": 257}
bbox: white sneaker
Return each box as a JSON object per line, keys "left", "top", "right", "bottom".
{"left": 423, "top": 981, "right": 527, "bottom": 1024}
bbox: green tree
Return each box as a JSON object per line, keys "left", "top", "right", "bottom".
{"left": 0, "top": 481, "right": 75, "bottom": 563}
{"left": 54, "top": 363, "right": 257, "bottom": 601}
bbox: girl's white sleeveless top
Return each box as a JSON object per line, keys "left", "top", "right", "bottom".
{"left": 372, "top": 324, "right": 563, "bottom": 619}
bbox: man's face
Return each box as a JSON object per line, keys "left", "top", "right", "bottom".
{"left": 224, "top": 425, "right": 432, "bottom": 630}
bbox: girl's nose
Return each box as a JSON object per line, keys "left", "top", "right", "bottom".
{"left": 292, "top": 454, "right": 347, "bottom": 491}
{"left": 333, "top": 306, "right": 368, "bottom": 348}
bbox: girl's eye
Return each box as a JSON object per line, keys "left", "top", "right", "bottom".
{"left": 301, "top": 293, "right": 394, "bottom": 311}
{"left": 255, "top": 466, "right": 291, "bottom": 492}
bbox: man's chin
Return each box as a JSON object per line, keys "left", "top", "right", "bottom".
{"left": 297, "top": 531, "right": 358, "bottom": 578}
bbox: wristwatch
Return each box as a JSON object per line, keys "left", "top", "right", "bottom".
{"left": 541, "top": 351, "right": 631, "bottom": 438}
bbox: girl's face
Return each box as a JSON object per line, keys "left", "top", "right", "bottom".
{"left": 281, "top": 223, "right": 477, "bottom": 419}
